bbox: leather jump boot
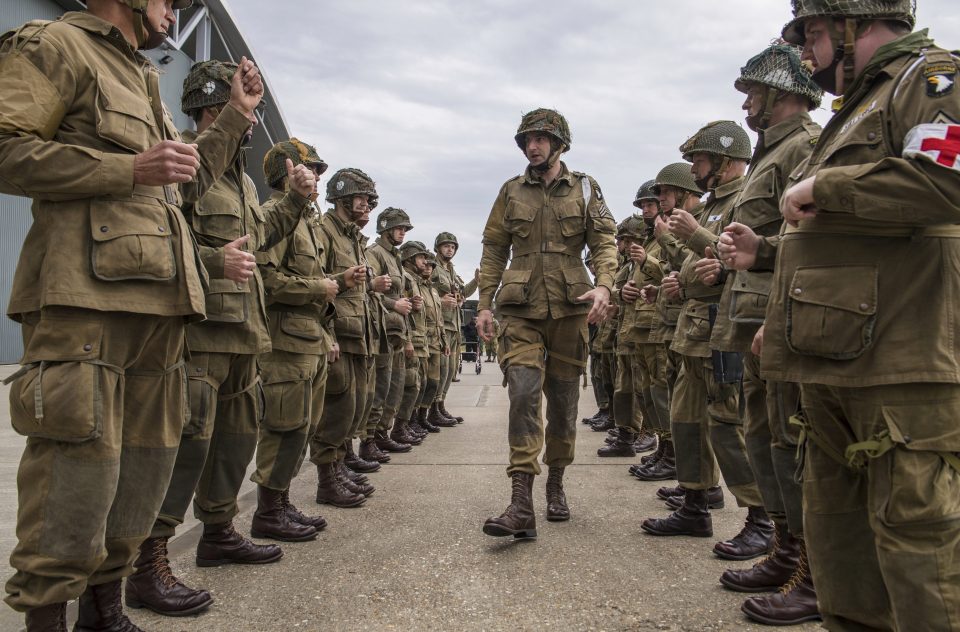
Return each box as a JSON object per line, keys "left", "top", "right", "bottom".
{"left": 633, "top": 428, "right": 657, "bottom": 453}
{"left": 75, "top": 580, "right": 142, "bottom": 632}
{"left": 590, "top": 414, "right": 615, "bottom": 432}
{"left": 633, "top": 438, "right": 677, "bottom": 481}
{"left": 125, "top": 537, "right": 213, "bottom": 617}
{"left": 315, "top": 462, "right": 366, "bottom": 508}
{"left": 344, "top": 439, "right": 381, "bottom": 472}
{"left": 417, "top": 407, "right": 441, "bottom": 433}
{"left": 391, "top": 418, "right": 422, "bottom": 445}
{"left": 281, "top": 488, "right": 327, "bottom": 531}
{"left": 641, "top": 488, "right": 713, "bottom": 537}
{"left": 740, "top": 538, "right": 821, "bottom": 625}
{"left": 337, "top": 460, "right": 375, "bottom": 497}
{"left": 664, "top": 485, "right": 725, "bottom": 510}
{"left": 720, "top": 523, "right": 800, "bottom": 593}
{"left": 482, "top": 472, "right": 537, "bottom": 540}
{"left": 581, "top": 408, "right": 604, "bottom": 425}
{"left": 359, "top": 436, "right": 390, "bottom": 463}
{"left": 438, "top": 400, "right": 463, "bottom": 423}
{"left": 428, "top": 402, "right": 456, "bottom": 428}
{"left": 407, "top": 415, "right": 430, "bottom": 438}
{"left": 196, "top": 521, "right": 283, "bottom": 567}
{"left": 375, "top": 429, "right": 412, "bottom": 453}
{"left": 597, "top": 427, "right": 637, "bottom": 457}
{"left": 545, "top": 466, "right": 570, "bottom": 521}
{"left": 251, "top": 486, "right": 317, "bottom": 542}
{"left": 25, "top": 603, "right": 66, "bottom": 632}
{"left": 713, "top": 505, "right": 775, "bottom": 561}
{"left": 631, "top": 438, "right": 665, "bottom": 474}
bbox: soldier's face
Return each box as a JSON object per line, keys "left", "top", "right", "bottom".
{"left": 802, "top": 18, "right": 834, "bottom": 74}
{"left": 146, "top": 0, "right": 177, "bottom": 37}
{"left": 639, "top": 200, "right": 659, "bottom": 220}
{"left": 742, "top": 84, "right": 766, "bottom": 130}
{"left": 616, "top": 238, "right": 626, "bottom": 253}
{"left": 658, "top": 186, "right": 679, "bottom": 212}
{"left": 351, "top": 195, "right": 371, "bottom": 217}
{"left": 387, "top": 226, "right": 407, "bottom": 245}
{"left": 438, "top": 243, "right": 456, "bottom": 259}
{"left": 413, "top": 254, "right": 429, "bottom": 275}
{"left": 690, "top": 154, "right": 713, "bottom": 182}
{"left": 524, "top": 133, "right": 552, "bottom": 167}
{"left": 422, "top": 263, "right": 436, "bottom": 279}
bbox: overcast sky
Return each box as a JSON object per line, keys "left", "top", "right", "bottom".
{"left": 226, "top": 0, "right": 958, "bottom": 281}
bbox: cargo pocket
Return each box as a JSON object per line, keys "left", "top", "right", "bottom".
{"left": 786, "top": 265, "right": 877, "bottom": 360}
{"left": 95, "top": 75, "right": 153, "bottom": 152}
{"left": 184, "top": 358, "right": 216, "bottom": 436}
{"left": 325, "top": 355, "right": 352, "bottom": 395}
{"left": 684, "top": 314, "right": 712, "bottom": 342}
{"left": 729, "top": 270, "right": 772, "bottom": 324}
{"left": 260, "top": 362, "right": 312, "bottom": 432}
{"left": 192, "top": 193, "right": 243, "bottom": 242}
{"left": 555, "top": 200, "right": 585, "bottom": 238}
{"left": 561, "top": 266, "right": 594, "bottom": 304}
{"left": 90, "top": 200, "right": 176, "bottom": 281}
{"left": 280, "top": 312, "right": 323, "bottom": 341}
{"left": 205, "top": 277, "right": 249, "bottom": 323}
{"left": 504, "top": 200, "right": 536, "bottom": 238}
{"left": 333, "top": 313, "right": 365, "bottom": 341}
{"left": 495, "top": 269, "right": 532, "bottom": 306}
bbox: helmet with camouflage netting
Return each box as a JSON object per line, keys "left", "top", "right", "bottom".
{"left": 782, "top": 0, "right": 916, "bottom": 45}
{"left": 633, "top": 179, "right": 658, "bottom": 208}
{"left": 400, "top": 240, "right": 430, "bottom": 262}
{"left": 616, "top": 216, "right": 646, "bottom": 240}
{"left": 376, "top": 207, "right": 414, "bottom": 233}
{"left": 514, "top": 108, "right": 572, "bottom": 152}
{"left": 652, "top": 163, "right": 703, "bottom": 196}
{"left": 435, "top": 232, "right": 459, "bottom": 251}
{"left": 325, "top": 168, "right": 378, "bottom": 209}
{"left": 735, "top": 42, "right": 823, "bottom": 108}
{"left": 182, "top": 60, "right": 236, "bottom": 115}
{"left": 680, "top": 121, "right": 752, "bottom": 162}
{"left": 262, "top": 138, "right": 327, "bottom": 191}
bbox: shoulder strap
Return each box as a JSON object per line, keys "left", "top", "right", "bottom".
{"left": 580, "top": 175, "right": 592, "bottom": 210}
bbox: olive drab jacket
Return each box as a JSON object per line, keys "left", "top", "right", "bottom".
{"left": 711, "top": 113, "right": 820, "bottom": 353}
{"left": 181, "top": 132, "right": 311, "bottom": 355}
{"left": 650, "top": 207, "right": 702, "bottom": 345}
{"left": 629, "top": 229, "right": 666, "bottom": 340}
{"left": 317, "top": 210, "right": 376, "bottom": 357}
{"left": 432, "top": 259, "right": 477, "bottom": 336}
{"left": 764, "top": 31, "right": 960, "bottom": 389}
{"left": 367, "top": 236, "right": 408, "bottom": 347}
{"left": 259, "top": 198, "right": 335, "bottom": 356}
{"left": 421, "top": 276, "right": 446, "bottom": 353}
{"left": 478, "top": 163, "right": 618, "bottom": 319}
{"left": 0, "top": 12, "right": 250, "bottom": 322}
{"left": 403, "top": 269, "right": 429, "bottom": 357}
{"left": 613, "top": 259, "right": 639, "bottom": 350}
{"left": 670, "top": 177, "right": 744, "bottom": 359}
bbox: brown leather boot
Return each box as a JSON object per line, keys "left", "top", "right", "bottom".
{"left": 720, "top": 523, "right": 800, "bottom": 593}
{"left": 428, "top": 402, "right": 456, "bottom": 427}
{"left": 597, "top": 427, "right": 637, "bottom": 457}
{"left": 280, "top": 489, "right": 327, "bottom": 531}
{"left": 545, "top": 466, "right": 570, "bottom": 521}
{"left": 125, "top": 536, "right": 213, "bottom": 617}
{"left": 590, "top": 414, "right": 615, "bottom": 432}
{"left": 483, "top": 472, "right": 537, "bottom": 539}
{"left": 337, "top": 460, "right": 375, "bottom": 497}
{"left": 633, "top": 439, "right": 676, "bottom": 481}
{"left": 391, "top": 419, "right": 422, "bottom": 445}
{"left": 581, "top": 408, "right": 607, "bottom": 425}
{"left": 713, "top": 506, "right": 775, "bottom": 560}
{"left": 632, "top": 438, "right": 665, "bottom": 474}
{"left": 25, "top": 603, "right": 66, "bottom": 632}
{"left": 438, "top": 400, "right": 463, "bottom": 423}
{"left": 640, "top": 488, "right": 713, "bottom": 537}
{"left": 633, "top": 429, "right": 657, "bottom": 453}
{"left": 251, "top": 486, "right": 317, "bottom": 542}
{"left": 195, "top": 521, "right": 283, "bottom": 567}
{"left": 344, "top": 440, "right": 381, "bottom": 472}
{"left": 75, "top": 580, "right": 142, "bottom": 631}
{"left": 315, "top": 462, "right": 366, "bottom": 508}
{"left": 417, "top": 407, "right": 440, "bottom": 433}
{"left": 407, "top": 417, "right": 430, "bottom": 438}
{"left": 359, "top": 437, "right": 391, "bottom": 463}
{"left": 342, "top": 465, "right": 369, "bottom": 485}
{"left": 740, "top": 538, "right": 821, "bottom": 625}
{"left": 664, "top": 485, "right": 725, "bottom": 510}
{"left": 375, "top": 429, "right": 412, "bottom": 453}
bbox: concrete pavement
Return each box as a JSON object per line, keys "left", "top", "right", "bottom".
{"left": 0, "top": 361, "right": 819, "bottom": 631}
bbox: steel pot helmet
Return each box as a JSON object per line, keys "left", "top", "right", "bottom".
{"left": 652, "top": 162, "right": 703, "bottom": 210}
{"left": 781, "top": 0, "right": 916, "bottom": 95}
{"left": 616, "top": 216, "right": 646, "bottom": 241}
{"left": 262, "top": 138, "right": 327, "bottom": 191}
{"left": 182, "top": 60, "right": 236, "bottom": 116}
{"left": 123, "top": 0, "right": 192, "bottom": 49}
{"left": 434, "top": 232, "right": 459, "bottom": 252}
{"left": 633, "top": 179, "right": 658, "bottom": 208}
{"left": 514, "top": 108, "right": 572, "bottom": 152}
{"left": 681, "top": 121, "right": 752, "bottom": 191}
{"left": 400, "top": 240, "right": 430, "bottom": 262}
{"left": 376, "top": 207, "right": 414, "bottom": 234}
{"left": 325, "top": 168, "right": 378, "bottom": 210}
{"left": 736, "top": 41, "right": 824, "bottom": 130}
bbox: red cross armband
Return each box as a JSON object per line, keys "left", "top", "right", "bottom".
{"left": 903, "top": 124, "right": 960, "bottom": 170}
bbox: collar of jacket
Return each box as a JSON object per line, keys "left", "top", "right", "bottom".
{"left": 522, "top": 161, "right": 575, "bottom": 186}
{"left": 709, "top": 176, "right": 745, "bottom": 203}
{"left": 759, "top": 111, "right": 813, "bottom": 150}
{"left": 63, "top": 11, "right": 142, "bottom": 58}
{"left": 375, "top": 235, "right": 398, "bottom": 254}
{"left": 841, "top": 29, "right": 934, "bottom": 106}
{"left": 325, "top": 209, "right": 358, "bottom": 238}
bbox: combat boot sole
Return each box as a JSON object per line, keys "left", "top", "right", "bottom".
{"left": 315, "top": 492, "right": 366, "bottom": 508}
{"left": 250, "top": 526, "right": 317, "bottom": 543}
{"left": 195, "top": 548, "right": 283, "bottom": 568}
{"left": 741, "top": 601, "right": 822, "bottom": 626}
{"left": 125, "top": 596, "right": 213, "bottom": 617}
{"left": 482, "top": 521, "right": 537, "bottom": 540}
{"left": 633, "top": 466, "right": 677, "bottom": 481}
{"left": 640, "top": 516, "right": 713, "bottom": 538}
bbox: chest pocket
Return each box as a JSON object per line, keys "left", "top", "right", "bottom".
{"left": 194, "top": 189, "right": 244, "bottom": 243}
{"left": 820, "top": 107, "right": 888, "bottom": 168}
{"left": 94, "top": 75, "right": 154, "bottom": 153}
{"left": 555, "top": 199, "right": 586, "bottom": 238}
{"left": 288, "top": 226, "right": 320, "bottom": 278}
{"left": 89, "top": 199, "right": 175, "bottom": 282}
{"left": 504, "top": 200, "right": 537, "bottom": 239}
{"left": 735, "top": 168, "right": 780, "bottom": 233}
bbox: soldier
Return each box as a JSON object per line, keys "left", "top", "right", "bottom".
{"left": 642, "top": 122, "right": 774, "bottom": 564}
{"left": 413, "top": 250, "right": 449, "bottom": 434}
{"left": 696, "top": 43, "right": 822, "bottom": 625}
{"left": 478, "top": 108, "right": 617, "bottom": 539}
{"left": 364, "top": 208, "right": 416, "bottom": 456}
{"left": 392, "top": 241, "right": 433, "bottom": 445}
{"left": 587, "top": 243, "right": 623, "bottom": 433}
{"left": 722, "top": 2, "right": 960, "bottom": 628}
{"left": 0, "top": 1, "right": 264, "bottom": 627}
{"left": 432, "top": 232, "right": 478, "bottom": 425}
{"left": 249, "top": 139, "right": 352, "bottom": 544}
{"left": 631, "top": 163, "right": 703, "bottom": 483}
{"left": 125, "top": 60, "right": 317, "bottom": 617}
{"left": 311, "top": 168, "right": 388, "bottom": 506}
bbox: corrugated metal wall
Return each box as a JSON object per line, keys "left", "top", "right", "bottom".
{"left": 0, "top": 0, "right": 65, "bottom": 363}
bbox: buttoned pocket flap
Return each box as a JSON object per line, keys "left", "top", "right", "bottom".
{"left": 495, "top": 268, "right": 533, "bottom": 306}
{"left": 89, "top": 199, "right": 175, "bottom": 281}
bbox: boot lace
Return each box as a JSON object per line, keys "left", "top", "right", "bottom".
{"left": 150, "top": 538, "right": 179, "bottom": 589}
{"left": 779, "top": 545, "right": 809, "bottom": 595}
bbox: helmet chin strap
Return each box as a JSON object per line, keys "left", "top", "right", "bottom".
{"left": 131, "top": 6, "right": 167, "bottom": 49}
{"left": 811, "top": 18, "right": 859, "bottom": 96}
{"left": 746, "top": 86, "right": 780, "bottom": 132}
{"left": 530, "top": 144, "right": 564, "bottom": 174}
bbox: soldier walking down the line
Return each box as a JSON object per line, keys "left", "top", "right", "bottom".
{"left": 0, "top": 1, "right": 265, "bottom": 628}
{"left": 478, "top": 108, "right": 617, "bottom": 539}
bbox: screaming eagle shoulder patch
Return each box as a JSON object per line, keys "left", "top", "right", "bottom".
{"left": 924, "top": 62, "right": 956, "bottom": 98}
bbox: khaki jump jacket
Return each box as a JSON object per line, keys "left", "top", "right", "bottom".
{"left": 367, "top": 237, "right": 408, "bottom": 347}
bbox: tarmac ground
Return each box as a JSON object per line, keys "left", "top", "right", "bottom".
{"left": 0, "top": 361, "right": 821, "bottom": 631}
